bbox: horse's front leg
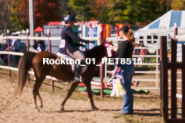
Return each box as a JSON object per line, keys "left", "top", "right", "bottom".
{"left": 84, "top": 81, "right": 99, "bottom": 110}
{"left": 61, "top": 82, "right": 78, "bottom": 111}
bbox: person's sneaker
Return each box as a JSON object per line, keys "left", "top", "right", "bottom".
{"left": 116, "top": 110, "right": 133, "bottom": 115}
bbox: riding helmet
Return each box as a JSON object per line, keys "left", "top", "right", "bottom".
{"left": 64, "top": 15, "right": 76, "bottom": 24}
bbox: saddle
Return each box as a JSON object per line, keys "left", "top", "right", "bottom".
{"left": 56, "top": 52, "right": 87, "bottom": 74}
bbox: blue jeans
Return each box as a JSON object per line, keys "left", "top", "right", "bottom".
{"left": 119, "top": 62, "right": 135, "bottom": 113}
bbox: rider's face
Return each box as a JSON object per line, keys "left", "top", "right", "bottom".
{"left": 69, "top": 21, "right": 75, "bottom": 27}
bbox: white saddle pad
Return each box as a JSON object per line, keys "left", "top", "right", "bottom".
{"left": 56, "top": 52, "right": 87, "bottom": 73}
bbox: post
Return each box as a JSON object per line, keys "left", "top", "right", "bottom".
{"left": 47, "top": 29, "right": 51, "bottom": 52}
{"left": 182, "top": 44, "right": 185, "bottom": 118}
{"left": 47, "top": 29, "right": 54, "bottom": 91}
{"left": 174, "top": 23, "right": 178, "bottom": 40}
{"left": 7, "top": 30, "right": 11, "bottom": 78}
{"left": 171, "top": 38, "right": 177, "bottom": 118}
{"left": 26, "top": 29, "right": 30, "bottom": 51}
{"left": 26, "top": 29, "right": 30, "bottom": 83}
{"left": 156, "top": 47, "right": 159, "bottom": 88}
{"left": 29, "top": 0, "right": 35, "bottom": 48}
{"left": 170, "top": 23, "right": 178, "bottom": 118}
{"left": 99, "top": 24, "right": 104, "bottom": 98}
{"left": 160, "top": 36, "right": 168, "bottom": 122}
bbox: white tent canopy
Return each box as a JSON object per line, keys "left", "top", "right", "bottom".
{"left": 135, "top": 10, "right": 185, "bottom": 45}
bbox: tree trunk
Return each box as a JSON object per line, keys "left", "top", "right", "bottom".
{"left": 4, "top": 22, "right": 7, "bottom": 36}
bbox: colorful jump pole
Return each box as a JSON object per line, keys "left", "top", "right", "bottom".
{"left": 47, "top": 29, "right": 54, "bottom": 91}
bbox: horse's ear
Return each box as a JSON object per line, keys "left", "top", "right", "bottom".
{"left": 110, "top": 40, "right": 113, "bottom": 46}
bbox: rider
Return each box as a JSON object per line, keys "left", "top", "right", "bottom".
{"left": 58, "top": 15, "right": 91, "bottom": 83}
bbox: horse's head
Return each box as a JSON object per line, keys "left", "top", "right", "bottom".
{"left": 85, "top": 42, "right": 114, "bottom": 63}
{"left": 103, "top": 42, "right": 114, "bottom": 58}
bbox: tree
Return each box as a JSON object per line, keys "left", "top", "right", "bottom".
{"left": 0, "top": 0, "right": 12, "bottom": 34}
{"left": 68, "top": 0, "right": 95, "bottom": 21}
{"left": 18, "top": 0, "right": 61, "bottom": 29}
{"left": 60, "top": 0, "right": 73, "bottom": 19}
{"left": 171, "top": 0, "right": 185, "bottom": 10}
{"left": 106, "top": 0, "right": 166, "bottom": 25}
{"left": 98, "top": 7, "right": 109, "bottom": 23}
{"left": 9, "top": 0, "right": 23, "bottom": 30}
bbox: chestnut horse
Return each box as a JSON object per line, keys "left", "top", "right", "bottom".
{"left": 15, "top": 42, "right": 112, "bottom": 111}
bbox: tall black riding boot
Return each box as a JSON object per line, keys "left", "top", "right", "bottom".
{"left": 73, "top": 62, "right": 81, "bottom": 83}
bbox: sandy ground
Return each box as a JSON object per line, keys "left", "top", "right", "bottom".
{"left": 0, "top": 79, "right": 128, "bottom": 123}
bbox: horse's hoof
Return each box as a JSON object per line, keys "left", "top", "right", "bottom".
{"left": 92, "top": 106, "right": 99, "bottom": 110}
{"left": 61, "top": 107, "right": 65, "bottom": 111}
{"left": 39, "top": 105, "right": 43, "bottom": 108}
{"left": 35, "top": 108, "right": 40, "bottom": 112}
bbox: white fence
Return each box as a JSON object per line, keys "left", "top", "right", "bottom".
{"left": 0, "top": 30, "right": 184, "bottom": 90}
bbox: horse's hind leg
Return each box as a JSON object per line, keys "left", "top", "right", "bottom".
{"left": 61, "top": 82, "right": 78, "bottom": 111}
{"left": 38, "top": 93, "right": 43, "bottom": 108}
{"left": 33, "top": 77, "right": 44, "bottom": 112}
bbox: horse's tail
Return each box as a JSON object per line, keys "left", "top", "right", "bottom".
{"left": 15, "top": 51, "right": 36, "bottom": 96}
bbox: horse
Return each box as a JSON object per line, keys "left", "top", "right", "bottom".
{"left": 14, "top": 42, "right": 113, "bottom": 112}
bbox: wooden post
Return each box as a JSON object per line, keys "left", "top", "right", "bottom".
{"left": 182, "top": 44, "right": 185, "bottom": 118}
{"left": 7, "top": 30, "right": 11, "bottom": 78}
{"left": 47, "top": 29, "right": 54, "bottom": 91}
{"left": 47, "top": 29, "right": 51, "bottom": 53}
{"left": 26, "top": 29, "right": 30, "bottom": 83}
{"left": 26, "top": 29, "right": 30, "bottom": 51}
{"left": 171, "top": 38, "right": 177, "bottom": 118}
{"left": 170, "top": 23, "right": 178, "bottom": 118}
{"left": 160, "top": 36, "right": 168, "bottom": 122}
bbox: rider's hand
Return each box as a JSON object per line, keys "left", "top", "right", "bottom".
{"left": 90, "top": 41, "right": 95, "bottom": 43}
{"left": 112, "top": 70, "right": 116, "bottom": 77}
{"left": 79, "top": 43, "right": 86, "bottom": 47}
{"left": 109, "top": 45, "right": 113, "bottom": 50}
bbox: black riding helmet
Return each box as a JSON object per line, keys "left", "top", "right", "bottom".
{"left": 64, "top": 15, "right": 76, "bottom": 24}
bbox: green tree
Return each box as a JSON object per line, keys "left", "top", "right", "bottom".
{"left": 98, "top": 7, "right": 109, "bottom": 23}
{"left": 60, "top": 0, "right": 73, "bottom": 19}
{"left": 68, "top": 0, "right": 95, "bottom": 21}
{"left": 106, "top": 0, "right": 167, "bottom": 25}
{"left": 10, "top": 0, "right": 24, "bottom": 30}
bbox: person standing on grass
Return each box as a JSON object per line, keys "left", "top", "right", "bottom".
{"left": 109, "top": 25, "right": 135, "bottom": 114}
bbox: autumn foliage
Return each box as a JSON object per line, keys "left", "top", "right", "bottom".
{"left": 18, "top": 0, "right": 61, "bottom": 28}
